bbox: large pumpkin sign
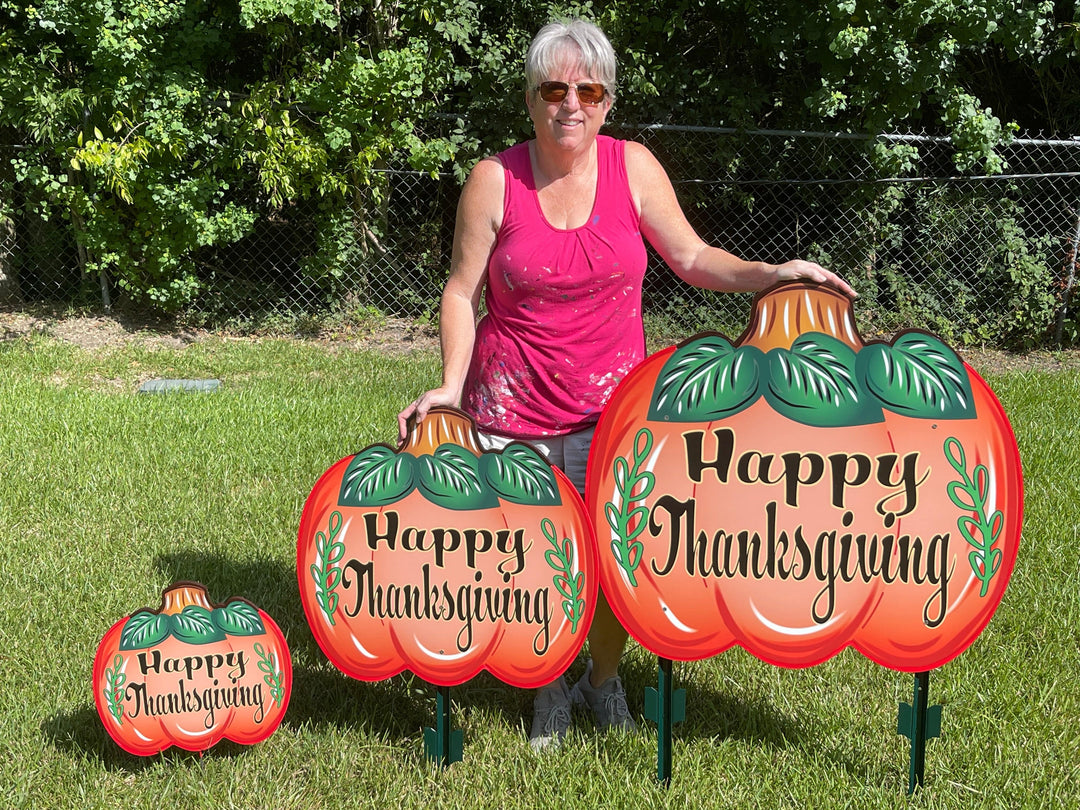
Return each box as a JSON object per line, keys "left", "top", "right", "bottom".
{"left": 92, "top": 582, "right": 292, "bottom": 755}
{"left": 297, "top": 407, "right": 597, "bottom": 688}
{"left": 587, "top": 282, "right": 1022, "bottom": 672}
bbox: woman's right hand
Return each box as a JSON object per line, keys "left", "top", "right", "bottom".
{"left": 397, "top": 387, "right": 461, "bottom": 444}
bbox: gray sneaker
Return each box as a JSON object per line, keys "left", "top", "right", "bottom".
{"left": 570, "top": 660, "right": 637, "bottom": 732}
{"left": 529, "top": 677, "right": 572, "bottom": 752}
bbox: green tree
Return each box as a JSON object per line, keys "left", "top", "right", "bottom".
{"left": 574, "top": 1, "right": 1077, "bottom": 171}
{"left": 2, "top": 0, "right": 1077, "bottom": 314}
{"left": 0, "top": 0, "right": 474, "bottom": 310}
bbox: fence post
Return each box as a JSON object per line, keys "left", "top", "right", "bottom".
{"left": 1054, "top": 204, "right": 1080, "bottom": 346}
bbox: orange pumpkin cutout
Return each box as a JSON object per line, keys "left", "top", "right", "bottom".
{"left": 587, "top": 282, "right": 1023, "bottom": 672}
{"left": 92, "top": 582, "right": 292, "bottom": 755}
{"left": 297, "top": 407, "right": 597, "bottom": 688}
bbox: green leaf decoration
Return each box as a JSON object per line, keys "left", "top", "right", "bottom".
{"left": 312, "top": 510, "right": 345, "bottom": 626}
{"left": 605, "top": 428, "right": 654, "bottom": 588}
{"left": 170, "top": 606, "right": 226, "bottom": 645}
{"left": 339, "top": 446, "right": 416, "bottom": 507}
{"left": 479, "top": 443, "right": 561, "bottom": 506}
{"left": 254, "top": 642, "right": 287, "bottom": 706}
{"left": 104, "top": 654, "right": 126, "bottom": 724}
{"left": 212, "top": 601, "right": 266, "bottom": 636}
{"left": 417, "top": 445, "right": 498, "bottom": 510}
{"left": 857, "top": 334, "right": 975, "bottom": 420}
{"left": 944, "top": 436, "right": 1004, "bottom": 597}
{"left": 763, "top": 334, "right": 883, "bottom": 427}
{"left": 648, "top": 335, "right": 765, "bottom": 421}
{"left": 647, "top": 330, "right": 975, "bottom": 429}
{"left": 541, "top": 519, "right": 586, "bottom": 634}
{"left": 119, "top": 610, "right": 172, "bottom": 650}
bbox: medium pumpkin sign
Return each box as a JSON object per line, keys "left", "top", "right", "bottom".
{"left": 92, "top": 582, "right": 292, "bottom": 755}
{"left": 587, "top": 282, "right": 1022, "bottom": 672}
{"left": 297, "top": 407, "right": 597, "bottom": 688}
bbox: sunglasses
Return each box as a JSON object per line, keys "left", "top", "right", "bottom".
{"left": 536, "top": 81, "right": 608, "bottom": 106}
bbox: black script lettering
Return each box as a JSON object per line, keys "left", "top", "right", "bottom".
{"left": 462, "top": 527, "right": 493, "bottom": 568}
{"left": 922, "top": 534, "right": 952, "bottom": 628}
{"left": 462, "top": 527, "right": 529, "bottom": 577}
{"left": 682, "top": 427, "right": 930, "bottom": 514}
{"left": 810, "top": 518, "right": 953, "bottom": 624}
{"left": 683, "top": 429, "right": 735, "bottom": 484}
{"left": 361, "top": 513, "right": 529, "bottom": 577}
{"left": 649, "top": 497, "right": 813, "bottom": 581}
{"left": 496, "top": 528, "right": 529, "bottom": 577}
{"left": 650, "top": 494, "right": 692, "bottom": 576}
{"left": 137, "top": 650, "right": 247, "bottom": 681}
{"left": 828, "top": 453, "right": 872, "bottom": 508}
{"left": 875, "top": 453, "right": 929, "bottom": 518}
{"left": 429, "top": 527, "right": 461, "bottom": 567}
{"left": 126, "top": 675, "right": 265, "bottom": 728}
{"left": 780, "top": 451, "right": 825, "bottom": 507}
{"left": 364, "top": 510, "right": 402, "bottom": 551}
{"left": 646, "top": 497, "right": 954, "bottom": 628}
{"left": 735, "top": 451, "right": 831, "bottom": 508}
{"left": 812, "top": 527, "right": 840, "bottom": 623}
{"left": 340, "top": 559, "right": 553, "bottom": 654}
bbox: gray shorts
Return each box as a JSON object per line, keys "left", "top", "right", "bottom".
{"left": 478, "top": 426, "right": 596, "bottom": 494}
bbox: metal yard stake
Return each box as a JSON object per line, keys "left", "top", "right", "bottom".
{"left": 897, "top": 670, "right": 942, "bottom": 794}
{"left": 645, "top": 657, "right": 686, "bottom": 786}
{"left": 423, "top": 685, "right": 463, "bottom": 767}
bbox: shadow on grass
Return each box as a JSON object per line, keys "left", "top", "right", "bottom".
{"left": 43, "top": 549, "right": 527, "bottom": 766}
{"left": 41, "top": 705, "right": 260, "bottom": 772}
{"left": 614, "top": 652, "right": 889, "bottom": 784}
{"left": 49, "top": 547, "right": 869, "bottom": 779}
{"left": 149, "top": 548, "right": 828, "bottom": 753}
{"left": 150, "top": 550, "right": 521, "bottom": 741}
{"left": 614, "top": 651, "right": 813, "bottom": 749}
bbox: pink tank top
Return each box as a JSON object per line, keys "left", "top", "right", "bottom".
{"left": 463, "top": 135, "right": 648, "bottom": 437}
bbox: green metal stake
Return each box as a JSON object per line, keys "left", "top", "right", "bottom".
{"left": 423, "top": 685, "right": 463, "bottom": 768}
{"left": 897, "top": 670, "right": 942, "bottom": 794}
{"left": 644, "top": 657, "right": 686, "bottom": 786}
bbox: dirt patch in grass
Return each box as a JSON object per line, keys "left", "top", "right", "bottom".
{"left": 0, "top": 309, "right": 198, "bottom": 350}
{"left": 3, "top": 307, "right": 1078, "bottom": 375}
{"left": 0, "top": 308, "right": 439, "bottom": 355}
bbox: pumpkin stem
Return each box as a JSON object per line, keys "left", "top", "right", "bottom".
{"left": 401, "top": 407, "right": 484, "bottom": 456}
{"left": 740, "top": 281, "right": 863, "bottom": 351}
{"left": 159, "top": 582, "right": 215, "bottom": 614}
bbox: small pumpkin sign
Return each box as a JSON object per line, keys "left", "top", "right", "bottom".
{"left": 587, "top": 282, "right": 1023, "bottom": 672}
{"left": 92, "top": 582, "right": 292, "bottom": 755}
{"left": 297, "top": 407, "right": 597, "bottom": 688}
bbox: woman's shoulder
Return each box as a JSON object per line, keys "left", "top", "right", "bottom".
{"left": 465, "top": 149, "right": 514, "bottom": 189}
{"left": 618, "top": 139, "right": 674, "bottom": 217}
{"left": 459, "top": 154, "right": 507, "bottom": 226}
{"left": 470, "top": 153, "right": 506, "bottom": 179}
{"left": 619, "top": 137, "right": 658, "bottom": 164}
{"left": 622, "top": 139, "right": 668, "bottom": 185}
{"left": 597, "top": 134, "right": 646, "bottom": 153}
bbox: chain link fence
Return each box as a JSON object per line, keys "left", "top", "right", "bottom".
{"left": 3, "top": 125, "right": 1079, "bottom": 347}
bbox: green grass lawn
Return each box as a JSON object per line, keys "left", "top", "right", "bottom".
{"left": 1, "top": 330, "right": 1076, "bottom": 808}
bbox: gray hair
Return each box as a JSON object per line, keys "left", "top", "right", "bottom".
{"left": 525, "top": 19, "right": 617, "bottom": 101}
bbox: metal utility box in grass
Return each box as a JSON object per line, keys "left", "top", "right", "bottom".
{"left": 138, "top": 379, "right": 221, "bottom": 393}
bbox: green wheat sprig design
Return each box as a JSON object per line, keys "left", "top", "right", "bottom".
{"left": 542, "top": 518, "right": 586, "bottom": 633}
{"left": 944, "top": 437, "right": 1004, "bottom": 597}
{"left": 254, "top": 642, "right": 286, "bottom": 706}
{"left": 605, "top": 427, "right": 654, "bottom": 587}
{"left": 103, "top": 654, "right": 126, "bottom": 724}
{"left": 310, "top": 510, "right": 345, "bottom": 625}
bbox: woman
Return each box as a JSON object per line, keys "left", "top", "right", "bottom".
{"left": 398, "top": 18, "right": 854, "bottom": 751}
